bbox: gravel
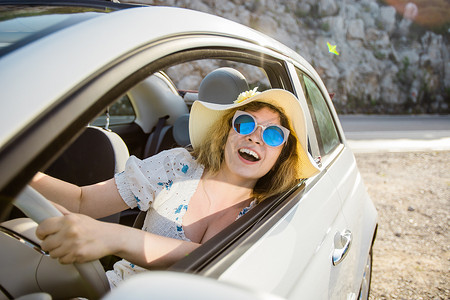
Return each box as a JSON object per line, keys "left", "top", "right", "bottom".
{"left": 354, "top": 151, "right": 449, "bottom": 300}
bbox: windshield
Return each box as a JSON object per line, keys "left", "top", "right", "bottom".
{"left": 0, "top": 6, "right": 108, "bottom": 57}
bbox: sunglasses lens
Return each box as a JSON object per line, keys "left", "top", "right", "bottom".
{"left": 263, "top": 126, "right": 285, "bottom": 147}
{"left": 234, "top": 114, "right": 255, "bottom": 135}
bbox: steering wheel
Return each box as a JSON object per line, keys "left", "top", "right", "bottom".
{"left": 14, "top": 185, "right": 110, "bottom": 299}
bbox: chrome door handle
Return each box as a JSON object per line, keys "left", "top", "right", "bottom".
{"left": 332, "top": 230, "right": 352, "bottom": 266}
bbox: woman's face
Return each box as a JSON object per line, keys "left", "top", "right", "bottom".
{"left": 223, "top": 107, "right": 284, "bottom": 183}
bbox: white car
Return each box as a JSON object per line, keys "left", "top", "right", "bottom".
{"left": 0, "top": 1, "right": 377, "bottom": 299}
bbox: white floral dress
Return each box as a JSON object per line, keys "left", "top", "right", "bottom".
{"left": 106, "top": 148, "right": 256, "bottom": 287}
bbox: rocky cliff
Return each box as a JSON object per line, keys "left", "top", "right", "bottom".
{"left": 127, "top": 0, "right": 449, "bottom": 114}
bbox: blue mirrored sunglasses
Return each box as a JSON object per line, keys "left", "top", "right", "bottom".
{"left": 232, "top": 110, "right": 290, "bottom": 147}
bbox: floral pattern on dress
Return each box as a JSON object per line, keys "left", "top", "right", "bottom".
{"left": 109, "top": 148, "right": 257, "bottom": 288}
{"left": 157, "top": 179, "right": 173, "bottom": 190}
{"left": 174, "top": 204, "right": 188, "bottom": 214}
{"left": 134, "top": 196, "right": 141, "bottom": 209}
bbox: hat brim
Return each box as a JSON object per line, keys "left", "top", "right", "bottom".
{"left": 189, "top": 89, "right": 320, "bottom": 178}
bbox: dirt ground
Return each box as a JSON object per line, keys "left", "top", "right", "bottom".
{"left": 354, "top": 151, "right": 449, "bottom": 300}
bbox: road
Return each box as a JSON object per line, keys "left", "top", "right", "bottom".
{"left": 338, "top": 115, "right": 450, "bottom": 153}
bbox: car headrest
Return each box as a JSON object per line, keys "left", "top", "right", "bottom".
{"left": 198, "top": 67, "right": 249, "bottom": 104}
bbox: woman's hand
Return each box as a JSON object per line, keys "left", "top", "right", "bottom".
{"left": 36, "top": 205, "right": 114, "bottom": 264}
{"left": 36, "top": 203, "right": 202, "bottom": 268}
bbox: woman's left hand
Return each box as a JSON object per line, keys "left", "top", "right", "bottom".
{"left": 36, "top": 205, "right": 114, "bottom": 264}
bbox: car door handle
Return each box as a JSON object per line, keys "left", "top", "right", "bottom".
{"left": 332, "top": 230, "right": 352, "bottom": 266}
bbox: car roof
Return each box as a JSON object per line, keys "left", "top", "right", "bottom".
{"left": 0, "top": 4, "right": 316, "bottom": 150}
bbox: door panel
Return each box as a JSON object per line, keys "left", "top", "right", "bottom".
{"left": 218, "top": 173, "right": 347, "bottom": 299}
{"left": 327, "top": 147, "right": 377, "bottom": 293}
{"left": 287, "top": 64, "right": 361, "bottom": 298}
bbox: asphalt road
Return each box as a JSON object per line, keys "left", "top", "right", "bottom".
{"left": 338, "top": 115, "right": 450, "bottom": 153}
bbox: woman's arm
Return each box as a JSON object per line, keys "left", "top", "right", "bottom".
{"left": 112, "top": 222, "right": 200, "bottom": 268}
{"left": 30, "top": 172, "right": 128, "bottom": 219}
{"left": 36, "top": 208, "right": 200, "bottom": 268}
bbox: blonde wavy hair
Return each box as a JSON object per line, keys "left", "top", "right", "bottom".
{"left": 191, "top": 101, "right": 300, "bottom": 203}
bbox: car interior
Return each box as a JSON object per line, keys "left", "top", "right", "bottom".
{"left": 66, "top": 65, "right": 256, "bottom": 227}
{"left": 14, "top": 61, "right": 272, "bottom": 247}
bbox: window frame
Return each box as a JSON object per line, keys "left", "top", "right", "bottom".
{"left": 301, "top": 74, "right": 340, "bottom": 155}
{"left": 2, "top": 33, "right": 311, "bottom": 271}
{"left": 288, "top": 62, "right": 344, "bottom": 167}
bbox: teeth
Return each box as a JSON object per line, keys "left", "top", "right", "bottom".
{"left": 239, "top": 148, "right": 259, "bottom": 160}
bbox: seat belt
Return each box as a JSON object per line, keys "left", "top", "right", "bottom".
{"left": 145, "top": 115, "right": 169, "bottom": 158}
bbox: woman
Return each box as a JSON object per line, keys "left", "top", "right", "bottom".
{"left": 31, "top": 88, "right": 319, "bottom": 287}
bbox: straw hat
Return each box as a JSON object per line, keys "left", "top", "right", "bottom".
{"left": 189, "top": 88, "right": 320, "bottom": 178}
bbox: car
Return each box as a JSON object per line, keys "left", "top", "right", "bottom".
{"left": 0, "top": 1, "right": 377, "bottom": 299}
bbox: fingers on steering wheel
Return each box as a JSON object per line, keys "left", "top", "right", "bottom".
{"left": 36, "top": 217, "right": 61, "bottom": 240}
{"left": 58, "top": 254, "right": 76, "bottom": 265}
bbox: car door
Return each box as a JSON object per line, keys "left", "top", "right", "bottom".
{"left": 290, "top": 65, "right": 359, "bottom": 298}
{"left": 297, "top": 71, "right": 377, "bottom": 294}
{"left": 216, "top": 171, "right": 349, "bottom": 299}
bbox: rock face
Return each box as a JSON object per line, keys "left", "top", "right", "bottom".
{"left": 127, "top": 0, "right": 449, "bottom": 114}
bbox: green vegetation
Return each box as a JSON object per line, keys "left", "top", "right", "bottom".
{"left": 295, "top": 8, "right": 309, "bottom": 19}
{"left": 396, "top": 56, "right": 410, "bottom": 85}
{"left": 320, "top": 21, "right": 330, "bottom": 32}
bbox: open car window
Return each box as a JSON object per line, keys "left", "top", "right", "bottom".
{"left": 16, "top": 47, "right": 306, "bottom": 275}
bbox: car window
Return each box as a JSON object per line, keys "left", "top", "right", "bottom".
{"left": 165, "top": 59, "right": 271, "bottom": 92}
{"left": 91, "top": 94, "right": 135, "bottom": 127}
{"left": 297, "top": 69, "right": 340, "bottom": 156}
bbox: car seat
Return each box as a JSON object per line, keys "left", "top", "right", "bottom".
{"left": 44, "top": 126, "right": 129, "bottom": 223}
{"left": 131, "top": 72, "right": 189, "bottom": 158}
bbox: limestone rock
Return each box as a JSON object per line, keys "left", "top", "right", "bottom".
{"left": 121, "top": 0, "right": 449, "bottom": 114}
{"left": 378, "top": 6, "right": 396, "bottom": 33}
{"left": 347, "top": 19, "right": 365, "bottom": 40}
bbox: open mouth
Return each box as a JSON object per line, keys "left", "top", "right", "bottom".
{"left": 238, "top": 148, "right": 260, "bottom": 162}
